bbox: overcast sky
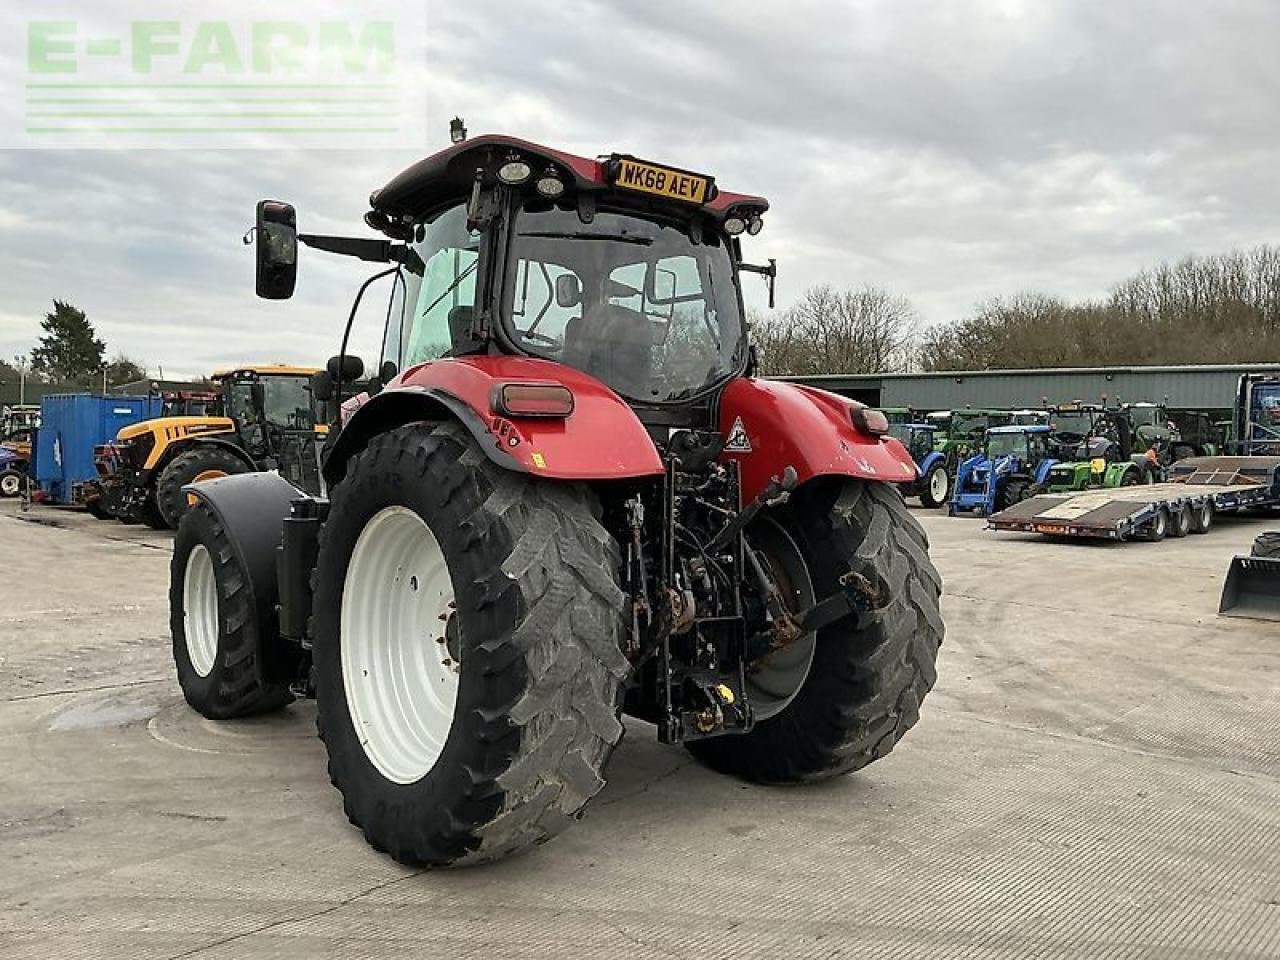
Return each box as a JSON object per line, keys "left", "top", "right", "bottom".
{"left": 1, "top": 0, "right": 1277, "bottom": 379}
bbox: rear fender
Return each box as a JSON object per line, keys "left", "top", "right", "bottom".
{"left": 184, "top": 472, "right": 304, "bottom": 678}
{"left": 718, "top": 379, "right": 916, "bottom": 502}
{"left": 155, "top": 436, "right": 257, "bottom": 478}
{"left": 324, "top": 356, "right": 663, "bottom": 487}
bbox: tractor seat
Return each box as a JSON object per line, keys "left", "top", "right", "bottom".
{"left": 563, "top": 304, "right": 654, "bottom": 397}
{"left": 446, "top": 306, "right": 476, "bottom": 356}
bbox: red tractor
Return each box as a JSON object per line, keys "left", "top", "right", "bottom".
{"left": 170, "top": 134, "right": 944, "bottom": 866}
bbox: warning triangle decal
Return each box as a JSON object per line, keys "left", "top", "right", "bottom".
{"left": 724, "top": 416, "right": 752, "bottom": 452}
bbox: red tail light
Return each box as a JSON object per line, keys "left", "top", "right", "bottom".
{"left": 492, "top": 382, "right": 575, "bottom": 418}
{"left": 851, "top": 407, "right": 890, "bottom": 436}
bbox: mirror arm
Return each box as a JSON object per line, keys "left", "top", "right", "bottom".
{"left": 740, "top": 258, "right": 778, "bottom": 309}
{"left": 298, "top": 234, "right": 408, "bottom": 264}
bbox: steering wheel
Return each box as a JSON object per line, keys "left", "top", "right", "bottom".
{"left": 520, "top": 330, "right": 561, "bottom": 348}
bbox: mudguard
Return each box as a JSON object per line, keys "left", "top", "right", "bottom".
{"left": 918, "top": 450, "right": 946, "bottom": 476}
{"left": 1104, "top": 462, "right": 1137, "bottom": 487}
{"left": 324, "top": 356, "right": 664, "bottom": 486}
{"left": 1033, "top": 459, "right": 1057, "bottom": 485}
{"left": 183, "top": 471, "right": 304, "bottom": 649}
{"left": 718, "top": 380, "right": 916, "bottom": 502}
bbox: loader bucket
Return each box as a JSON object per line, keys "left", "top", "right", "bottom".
{"left": 1219, "top": 555, "right": 1280, "bottom": 620}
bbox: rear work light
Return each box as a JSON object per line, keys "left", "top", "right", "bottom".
{"left": 492, "top": 382, "right": 575, "bottom": 418}
{"left": 851, "top": 407, "right": 890, "bottom": 436}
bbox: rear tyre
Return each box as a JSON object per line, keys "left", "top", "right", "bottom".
{"left": 85, "top": 498, "right": 113, "bottom": 520}
{"left": 313, "top": 421, "right": 628, "bottom": 867}
{"left": 919, "top": 464, "right": 950, "bottom": 509}
{"left": 137, "top": 493, "right": 170, "bottom": 531}
{"left": 0, "top": 469, "right": 22, "bottom": 498}
{"left": 687, "top": 479, "right": 944, "bottom": 783}
{"left": 1189, "top": 501, "right": 1214, "bottom": 534}
{"left": 156, "top": 446, "right": 251, "bottom": 530}
{"left": 169, "top": 500, "right": 294, "bottom": 719}
{"left": 1168, "top": 504, "right": 1192, "bottom": 538}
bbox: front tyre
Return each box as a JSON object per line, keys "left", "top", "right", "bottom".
{"left": 688, "top": 479, "right": 944, "bottom": 783}
{"left": 919, "top": 463, "right": 950, "bottom": 509}
{"left": 157, "top": 446, "right": 251, "bottom": 529}
{"left": 0, "top": 468, "right": 22, "bottom": 498}
{"left": 313, "top": 421, "right": 628, "bottom": 867}
{"left": 169, "top": 501, "right": 294, "bottom": 719}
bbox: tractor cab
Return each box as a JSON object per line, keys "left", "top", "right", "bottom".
{"left": 888, "top": 422, "right": 937, "bottom": 465}
{"left": 1044, "top": 403, "right": 1146, "bottom": 492}
{"left": 1235, "top": 374, "right": 1280, "bottom": 455}
{"left": 951, "top": 424, "right": 1056, "bottom": 516}
{"left": 1122, "top": 401, "right": 1179, "bottom": 458}
{"left": 1, "top": 405, "right": 40, "bottom": 451}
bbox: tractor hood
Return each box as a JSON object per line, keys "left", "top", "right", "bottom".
{"left": 116, "top": 417, "right": 236, "bottom": 442}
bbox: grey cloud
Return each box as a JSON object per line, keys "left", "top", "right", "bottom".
{"left": 2, "top": 0, "right": 1278, "bottom": 375}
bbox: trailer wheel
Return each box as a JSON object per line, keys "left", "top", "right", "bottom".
{"left": 157, "top": 446, "right": 251, "bottom": 529}
{"left": 919, "top": 464, "right": 950, "bottom": 509}
{"left": 687, "top": 479, "right": 943, "bottom": 783}
{"left": 1168, "top": 504, "right": 1192, "bottom": 538}
{"left": 1141, "top": 508, "right": 1169, "bottom": 542}
{"left": 0, "top": 469, "right": 23, "bottom": 498}
{"left": 169, "top": 501, "right": 294, "bottom": 719}
{"left": 312, "top": 421, "right": 628, "bottom": 867}
{"left": 1189, "top": 501, "right": 1214, "bottom": 534}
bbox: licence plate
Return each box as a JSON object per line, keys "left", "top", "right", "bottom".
{"left": 611, "top": 157, "right": 713, "bottom": 204}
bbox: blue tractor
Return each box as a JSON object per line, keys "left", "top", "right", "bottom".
{"left": 950, "top": 424, "right": 1057, "bottom": 517}
{"left": 889, "top": 422, "right": 952, "bottom": 508}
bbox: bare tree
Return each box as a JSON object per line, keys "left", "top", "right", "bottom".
{"left": 753, "top": 284, "right": 921, "bottom": 376}
{"left": 921, "top": 244, "right": 1280, "bottom": 371}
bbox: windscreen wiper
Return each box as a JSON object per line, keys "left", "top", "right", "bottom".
{"left": 519, "top": 231, "right": 653, "bottom": 246}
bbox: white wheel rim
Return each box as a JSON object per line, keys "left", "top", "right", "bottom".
{"left": 929, "top": 468, "right": 948, "bottom": 501}
{"left": 182, "top": 545, "right": 219, "bottom": 677}
{"left": 341, "top": 505, "right": 459, "bottom": 785}
{"left": 1, "top": 474, "right": 18, "bottom": 496}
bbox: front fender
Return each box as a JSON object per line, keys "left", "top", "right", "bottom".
{"left": 1033, "top": 459, "right": 1057, "bottom": 485}
{"left": 918, "top": 451, "right": 946, "bottom": 475}
{"left": 326, "top": 355, "right": 663, "bottom": 486}
{"left": 1104, "top": 462, "right": 1136, "bottom": 487}
{"left": 720, "top": 380, "right": 916, "bottom": 502}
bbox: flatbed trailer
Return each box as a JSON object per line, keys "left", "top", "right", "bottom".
{"left": 988, "top": 456, "right": 1280, "bottom": 541}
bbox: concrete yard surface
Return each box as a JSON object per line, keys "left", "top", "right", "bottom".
{"left": 1, "top": 498, "right": 1278, "bottom": 959}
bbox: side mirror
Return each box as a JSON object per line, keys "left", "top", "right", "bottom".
{"left": 555, "top": 273, "right": 583, "bottom": 308}
{"left": 310, "top": 371, "right": 334, "bottom": 403}
{"left": 255, "top": 200, "right": 298, "bottom": 300}
{"left": 379, "top": 360, "right": 398, "bottom": 384}
{"left": 327, "top": 354, "right": 365, "bottom": 383}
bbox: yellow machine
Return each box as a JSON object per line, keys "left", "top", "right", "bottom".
{"left": 90, "top": 365, "right": 321, "bottom": 528}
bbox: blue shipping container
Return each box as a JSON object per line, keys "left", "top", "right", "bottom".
{"left": 34, "top": 394, "right": 163, "bottom": 505}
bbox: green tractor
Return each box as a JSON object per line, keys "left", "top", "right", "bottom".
{"left": 1041, "top": 403, "right": 1151, "bottom": 492}
{"left": 926, "top": 408, "right": 1013, "bottom": 470}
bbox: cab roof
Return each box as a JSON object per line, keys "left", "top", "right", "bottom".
{"left": 211, "top": 365, "right": 320, "bottom": 379}
{"left": 370, "top": 134, "right": 769, "bottom": 224}
{"left": 989, "top": 424, "right": 1053, "bottom": 435}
